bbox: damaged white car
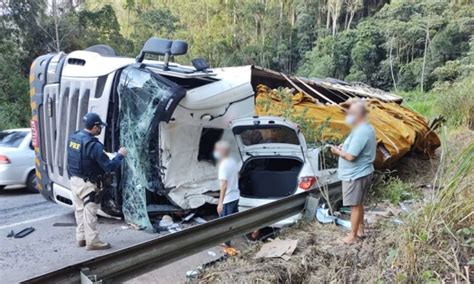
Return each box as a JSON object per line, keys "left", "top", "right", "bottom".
{"left": 231, "top": 116, "right": 341, "bottom": 227}
{"left": 29, "top": 38, "right": 362, "bottom": 230}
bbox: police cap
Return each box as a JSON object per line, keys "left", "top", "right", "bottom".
{"left": 83, "top": 112, "right": 108, "bottom": 129}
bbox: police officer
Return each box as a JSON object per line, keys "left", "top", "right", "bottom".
{"left": 67, "top": 112, "right": 127, "bottom": 250}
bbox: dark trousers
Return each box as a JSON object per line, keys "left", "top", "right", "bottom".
{"left": 219, "top": 199, "right": 239, "bottom": 246}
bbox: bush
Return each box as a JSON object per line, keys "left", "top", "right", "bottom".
{"left": 393, "top": 130, "right": 474, "bottom": 281}
{"left": 434, "top": 73, "right": 474, "bottom": 128}
{"left": 397, "top": 90, "right": 436, "bottom": 119}
{"left": 372, "top": 176, "right": 420, "bottom": 204}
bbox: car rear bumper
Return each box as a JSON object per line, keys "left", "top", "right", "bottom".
{"left": 238, "top": 197, "right": 302, "bottom": 228}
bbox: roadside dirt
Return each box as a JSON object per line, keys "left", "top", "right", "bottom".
{"left": 198, "top": 129, "right": 474, "bottom": 283}
{"left": 198, "top": 221, "right": 395, "bottom": 283}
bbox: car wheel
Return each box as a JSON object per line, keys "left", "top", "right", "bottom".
{"left": 25, "top": 171, "right": 39, "bottom": 194}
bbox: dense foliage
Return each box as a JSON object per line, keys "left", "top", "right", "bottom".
{"left": 0, "top": 0, "right": 472, "bottom": 129}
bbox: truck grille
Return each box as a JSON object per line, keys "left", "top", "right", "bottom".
{"left": 41, "top": 79, "right": 95, "bottom": 187}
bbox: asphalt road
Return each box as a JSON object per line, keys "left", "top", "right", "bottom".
{"left": 0, "top": 187, "right": 224, "bottom": 283}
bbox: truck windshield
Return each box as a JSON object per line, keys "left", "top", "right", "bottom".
{"left": 0, "top": 131, "right": 28, "bottom": 148}
{"left": 117, "top": 66, "right": 186, "bottom": 230}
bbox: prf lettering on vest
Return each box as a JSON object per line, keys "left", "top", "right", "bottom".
{"left": 69, "top": 141, "right": 81, "bottom": 150}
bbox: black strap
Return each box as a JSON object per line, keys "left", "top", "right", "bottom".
{"left": 83, "top": 191, "right": 96, "bottom": 206}
{"left": 83, "top": 191, "right": 103, "bottom": 206}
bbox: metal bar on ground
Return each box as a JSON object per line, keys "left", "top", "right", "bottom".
{"left": 22, "top": 190, "right": 317, "bottom": 284}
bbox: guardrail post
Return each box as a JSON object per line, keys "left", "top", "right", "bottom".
{"left": 303, "top": 194, "right": 319, "bottom": 222}
{"left": 80, "top": 268, "right": 101, "bottom": 284}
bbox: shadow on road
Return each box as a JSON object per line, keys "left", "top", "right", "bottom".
{"left": 0, "top": 186, "right": 38, "bottom": 196}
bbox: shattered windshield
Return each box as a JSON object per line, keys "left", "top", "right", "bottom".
{"left": 236, "top": 126, "right": 300, "bottom": 146}
{"left": 118, "top": 66, "right": 183, "bottom": 231}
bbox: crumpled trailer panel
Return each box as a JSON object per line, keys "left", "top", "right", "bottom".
{"left": 255, "top": 85, "right": 440, "bottom": 168}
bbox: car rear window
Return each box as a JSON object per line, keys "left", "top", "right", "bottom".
{"left": 0, "top": 131, "right": 28, "bottom": 148}
{"left": 237, "top": 126, "right": 299, "bottom": 146}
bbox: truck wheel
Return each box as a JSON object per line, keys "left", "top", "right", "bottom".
{"left": 25, "top": 171, "right": 39, "bottom": 194}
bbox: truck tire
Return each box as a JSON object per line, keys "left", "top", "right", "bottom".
{"left": 25, "top": 171, "right": 39, "bottom": 194}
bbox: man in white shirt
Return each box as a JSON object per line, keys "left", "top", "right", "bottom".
{"left": 214, "top": 140, "right": 240, "bottom": 246}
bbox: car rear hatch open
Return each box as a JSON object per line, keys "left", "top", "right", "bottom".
{"left": 230, "top": 116, "right": 306, "bottom": 161}
{"left": 230, "top": 116, "right": 306, "bottom": 199}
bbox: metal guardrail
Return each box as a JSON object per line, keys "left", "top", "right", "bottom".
{"left": 22, "top": 190, "right": 321, "bottom": 283}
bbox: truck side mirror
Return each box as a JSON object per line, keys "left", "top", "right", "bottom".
{"left": 171, "top": 41, "right": 188, "bottom": 56}
{"left": 136, "top": 38, "right": 188, "bottom": 71}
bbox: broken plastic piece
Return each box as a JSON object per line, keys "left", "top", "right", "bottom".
{"left": 316, "top": 208, "right": 337, "bottom": 224}
{"left": 181, "top": 213, "right": 195, "bottom": 223}
{"left": 193, "top": 217, "right": 207, "bottom": 224}
{"left": 223, "top": 247, "right": 239, "bottom": 256}
{"left": 14, "top": 227, "right": 35, "bottom": 238}
{"left": 335, "top": 219, "right": 351, "bottom": 229}
{"left": 159, "top": 215, "right": 174, "bottom": 227}
{"left": 207, "top": 251, "right": 217, "bottom": 257}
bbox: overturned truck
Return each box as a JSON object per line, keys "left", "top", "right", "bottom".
{"left": 30, "top": 38, "right": 439, "bottom": 230}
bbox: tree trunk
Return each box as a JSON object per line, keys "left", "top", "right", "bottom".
{"left": 52, "top": 0, "right": 61, "bottom": 52}
{"left": 389, "top": 36, "right": 397, "bottom": 91}
{"left": 344, "top": 9, "right": 349, "bottom": 29}
{"left": 346, "top": 11, "right": 354, "bottom": 30}
{"left": 326, "top": 1, "right": 331, "bottom": 29}
{"left": 420, "top": 25, "right": 430, "bottom": 93}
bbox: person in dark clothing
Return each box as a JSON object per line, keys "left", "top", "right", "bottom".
{"left": 67, "top": 112, "right": 127, "bottom": 250}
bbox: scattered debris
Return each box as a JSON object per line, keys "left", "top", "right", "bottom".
{"left": 316, "top": 208, "right": 337, "bottom": 224}
{"left": 120, "top": 225, "right": 129, "bottom": 230}
{"left": 207, "top": 251, "right": 217, "bottom": 257}
{"left": 186, "top": 252, "right": 228, "bottom": 279}
{"left": 339, "top": 207, "right": 351, "bottom": 214}
{"left": 223, "top": 247, "right": 238, "bottom": 256}
{"left": 335, "top": 218, "right": 351, "bottom": 230}
{"left": 186, "top": 269, "right": 199, "bottom": 279}
{"left": 14, "top": 227, "right": 35, "bottom": 238}
{"left": 127, "top": 223, "right": 142, "bottom": 230}
{"left": 399, "top": 200, "right": 414, "bottom": 212}
{"left": 193, "top": 217, "right": 208, "bottom": 224}
{"left": 254, "top": 238, "right": 298, "bottom": 261}
{"left": 365, "top": 203, "right": 405, "bottom": 224}
{"left": 316, "top": 207, "right": 351, "bottom": 229}
{"left": 159, "top": 215, "right": 174, "bottom": 227}
{"left": 181, "top": 213, "right": 195, "bottom": 223}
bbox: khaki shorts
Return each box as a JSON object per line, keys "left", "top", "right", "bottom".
{"left": 342, "top": 173, "right": 373, "bottom": 206}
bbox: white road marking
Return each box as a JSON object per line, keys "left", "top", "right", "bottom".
{"left": 0, "top": 213, "right": 67, "bottom": 230}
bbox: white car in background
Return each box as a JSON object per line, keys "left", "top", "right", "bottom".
{"left": 0, "top": 128, "right": 37, "bottom": 193}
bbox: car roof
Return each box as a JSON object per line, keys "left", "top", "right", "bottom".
{"left": 1, "top": 128, "right": 31, "bottom": 132}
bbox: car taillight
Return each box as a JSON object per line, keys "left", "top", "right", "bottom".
{"left": 0, "top": 155, "right": 11, "bottom": 164}
{"left": 299, "top": 176, "right": 316, "bottom": 190}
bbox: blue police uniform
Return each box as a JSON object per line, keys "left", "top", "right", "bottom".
{"left": 67, "top": 129, "right": 123, "bottom": 181}
{"left": 67, "top": 112, "right": 124, "bottom": 250}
